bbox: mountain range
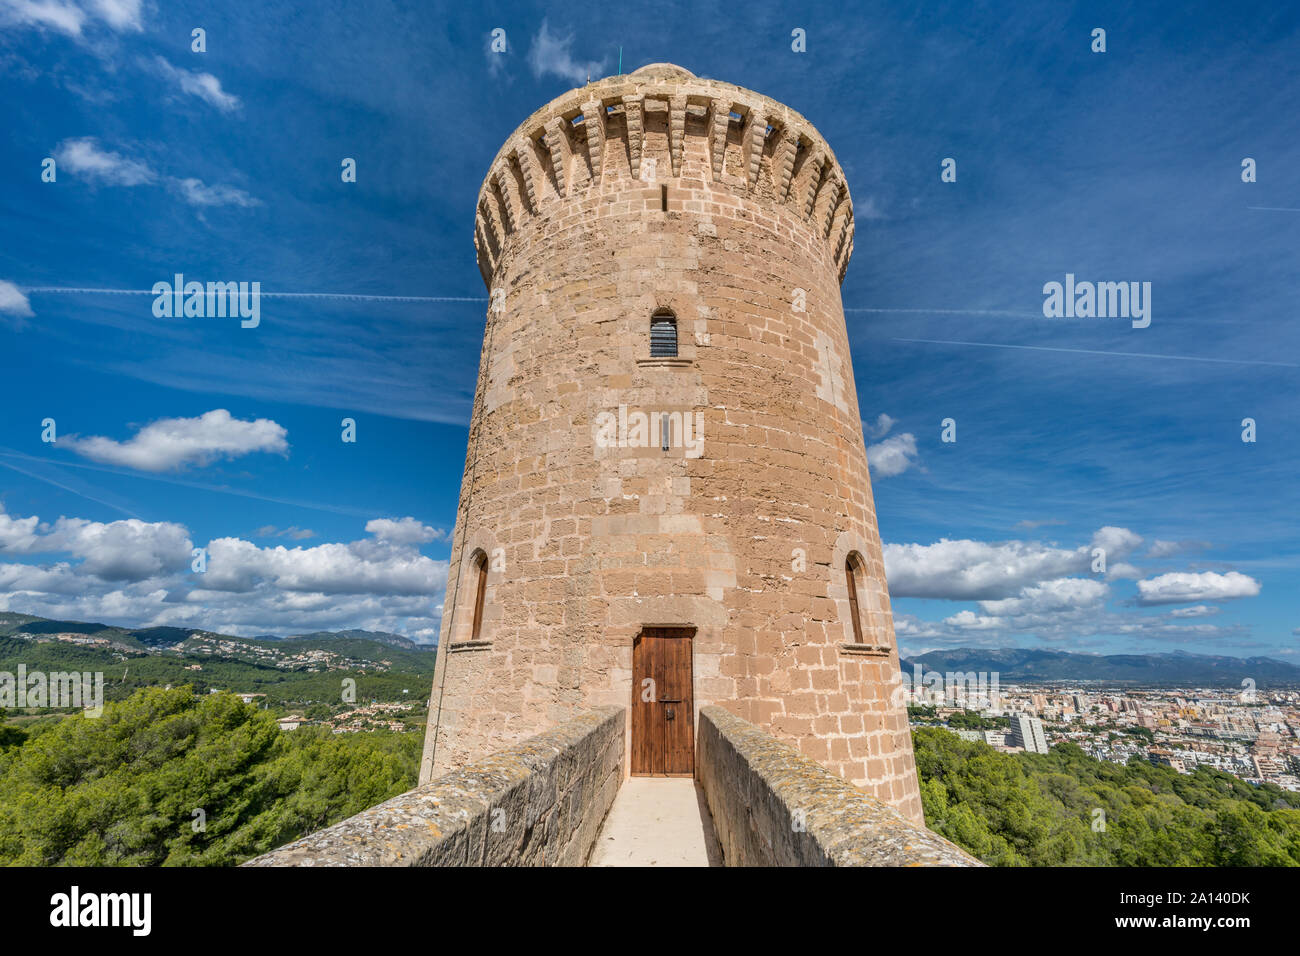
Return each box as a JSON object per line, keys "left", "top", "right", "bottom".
{"left": 0, "top": 611, "right": 429, "bottom": 652}
{"left": 4, "top": 612, "right": 1296, "bottom": 688}
{"left": 0, "top": 611, "right": 437, "bottom": 707}
{"left": 900, "top": 646, "right": 1300, "bottom": 686}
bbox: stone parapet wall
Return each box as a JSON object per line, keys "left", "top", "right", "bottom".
{"left": 247, "top": 707, "right": 624, "bottom": 867}
{"left": 697, "top": 706, "right": 980, "bottom": 866}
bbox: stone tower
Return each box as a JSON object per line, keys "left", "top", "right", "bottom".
{"left": 421, "top": 63, "right": 922, "bottom": 823}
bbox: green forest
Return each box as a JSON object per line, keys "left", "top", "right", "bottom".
{"left": 914, "top": 726, "right": 1300, "bottom": 866}
{"left": 0, "top": 687, "right": 420, "bottom": 866}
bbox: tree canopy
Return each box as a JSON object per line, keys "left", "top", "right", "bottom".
{"left": 0, "top": 686, "right": 419, "bottom": 866}
{"left": 914, "top": 727, "right": 1300, "bottom": 866}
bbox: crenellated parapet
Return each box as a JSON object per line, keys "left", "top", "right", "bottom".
{"left": 473, "top": 63, "right": 856, "bottom": 288}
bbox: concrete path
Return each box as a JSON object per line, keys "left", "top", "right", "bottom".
{"left": 588, "top": 777, "right": 724, "bottom": 867}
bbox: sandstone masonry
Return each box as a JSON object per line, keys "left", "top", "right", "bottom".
{"left": 698, "top": 706, "right": 979, "bottom": 866}
{"left": 249, "top": 707, "right": 624, "bottom": 867}
{"left": 423, "top": 63, "right": 923, "bottom": 824}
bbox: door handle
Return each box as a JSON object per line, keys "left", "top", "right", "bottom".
{"left": 665, "top": 706, "right": 674, "bottom": 721}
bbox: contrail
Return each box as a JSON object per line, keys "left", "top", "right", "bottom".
{"left": 846, "top": 307, "right": 1036, "bottom": 317}
{"left": 0, "top": 458, "right": 139, "bottom": 517}
{"left": 20, "top": 287, "right": 486, "bottom": 303}
{"left": 892, "top": 337, "right": 1300, "bottom": 369}
{"left": 0, "top": 449, "right": 377, "bottom": 517}
{"left": 1246, "top": 206, "right": 1300, "bottom": 212}
{"left": 22, "top": 292, "right": 1027, "bottom": 314}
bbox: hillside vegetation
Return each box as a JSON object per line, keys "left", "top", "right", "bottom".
{"left": 0, "top": 687, "right": 420, "bottom": 865}
{"left": 0, "top": 612, "right": 436, "bottom": 709}
{"left": 915, "top": 726, "right": 1300, "bottom": 866}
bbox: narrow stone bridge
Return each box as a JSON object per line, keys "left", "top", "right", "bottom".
{"left": 247, "top": 707, "right": 978, "bottom": 867}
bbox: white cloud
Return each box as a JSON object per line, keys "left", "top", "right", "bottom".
{"left": 863, "top": 413, "right": 895, "bottom": 439}
{"left": 0, "top": 508, "right": 192, "bottom": 580}
{"left": 1091, "top": 525, "right": 1144, "bottom": 556}
{"left": 0, "top": 280, "right": 33, "bottom": 317}
{"left": 941, "top": 609, "right": 1002, "bottom": 630}
{"left": 203, "top": 517, "right": 446, "bottom": 597}
{"left": 0, "top": 561, "right": 86, "bottom": 594}
{"left": 43, "top": 516, "right": 192, "bottom": 579}
{"left": 365, "top": 517, "right": 445, "bottom": 546}
{"left": 0, "top": 510, "right": 41, "bottom": 551}
{"left": 526, "top": 19, "right": 606, "bottom": 84}
{"left": 884, "top": 527, "right": 1265, "bottom": 652}
{"left": 254, "top": 525, "right": 316, "bottom": 541}
{"left": 856, "top": 196, "right": 887, "bottom": 221}
{"left": 975, "top": 577, "right": 1109, "bottom": 616}
{"left": 1136, "top": 571, "right": 1261, "bottom": 606}
{"left": 0, "top": 505, "right": 448, "bottom": 640}
{"left": 86, "top": 0, "right": 140, "bottom": 31}
{"left": 0, "top": 0, "right": 138, "bottom": 36}
{"left": 867, "top": 432, "right": 919, "bottom": 478}
{"left": 171, "top": 177, "right": 260, "bottom": 208}
{"left": 1, "top": 0, "right": 87, "bottom": 35}
{"left": 1146, "top": 538, "right": 1210, "bottom": 558}
{"left": 1169, "top": 605, "right": 1220, "bottom": 618}
{"left": 4, "top": 0, "right": 143, "bottom": 34}
{"left": 884, "top": 535, "right": 1104, "bottom": 600}
{"left": 62, "top": 409, "right": 289, "bottom": 472}
{"left": 151, "top": 56, "right": 241, "bottom": 112}
{"left": 54, "top": 136, "right": 155, "bottom": 185}
{"left": 940, "top": 577, "right": 1109, "bottom": 634}
{"left": 48, "top": 141, "right": 258, "bottom": 210}
{"left": 201, "top": 536, "right": 441, "bottom": 596}
{"left": 1106, "top": 562, "right": 1142, "bottom": 580}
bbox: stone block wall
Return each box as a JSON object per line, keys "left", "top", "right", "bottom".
{"left": 697, "top": 706, "right": 979, "bottom": 866}
{"left": 423, "top": 62, "right": 923, "bottom": 825}
{"left": 247, "top": 707, "right": 624, "bottom": 867}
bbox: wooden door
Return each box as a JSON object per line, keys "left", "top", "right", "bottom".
{"left": 631, "top": 627, "right": 694, "bottom": 776}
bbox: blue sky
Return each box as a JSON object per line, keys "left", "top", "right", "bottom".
{"left": 0, "top": 1, "right": 1295, "bottom": 656}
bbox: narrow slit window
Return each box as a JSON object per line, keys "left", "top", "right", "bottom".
{"left": 660, "top": 184, "right": 668, "bottom": 211}
{"left": 471, "top": 551, "right": 488, "bottom": 641}
{"left": 845, "top": 553, "right": 865, "bottom": 643}
{"left": 650, "top": 311, "right": 677, "bottom": 357}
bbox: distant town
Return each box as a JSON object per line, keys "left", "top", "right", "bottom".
{"left": 907, "top": 675, "right": 1300, "bottom": 792}
{"left": 22, "top": 629, "right": 404, "bottom": 674}
{"left": 270, "top": 700, "right": 422, "bottom": 735}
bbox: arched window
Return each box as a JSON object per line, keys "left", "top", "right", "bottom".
{"left": 650, "top": 310, "right": 677, "bottom": 357}
{"left": 470, "top": 551, "right": 489, "bottom": 641}
{"left": 845, "top": 552, "right": 865, "bottom": 643}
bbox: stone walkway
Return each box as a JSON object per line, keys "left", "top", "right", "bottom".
{"left": 588, "top": 777, "right": 724, "bottom": 867}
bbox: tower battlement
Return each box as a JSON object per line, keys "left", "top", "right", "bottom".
{"left": 474, "top": 63, "right": 855, "bottom": 287}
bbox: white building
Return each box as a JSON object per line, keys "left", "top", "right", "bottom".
{"left": 1010, "top": 715, "right": 1050, "bottom": 754}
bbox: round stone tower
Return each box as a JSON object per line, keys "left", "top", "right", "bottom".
{"left": 422, "top": 63, "right": 922, "bottom": 823}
